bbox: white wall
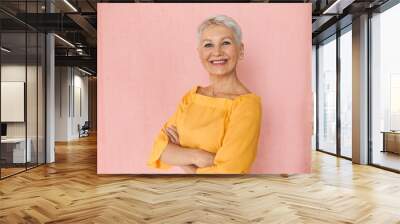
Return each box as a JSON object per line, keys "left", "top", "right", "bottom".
{"left": 1, "top": 66, "right": 26, "bottom": 133}
{"left": 55, "top": 66, "right": 70, "bottom": 141}
{"left": 1, "top": 64, "right": 46, "bottom": 163}
{"left": 55, "top": 67, "right": 89, "bottom": 141}
{"left": 1, "top": 65, "right": 42, "bottom": 138}
{"left": 70, "top": 72, "right": 89, "bottom": 139}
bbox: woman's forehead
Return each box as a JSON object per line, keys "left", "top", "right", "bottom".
{"left": 200, "top": 25, "right": 235, "bottom": 40}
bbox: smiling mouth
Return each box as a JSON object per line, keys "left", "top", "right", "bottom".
{"left": 209, "top": 59, "right": 228, "bottom": 65}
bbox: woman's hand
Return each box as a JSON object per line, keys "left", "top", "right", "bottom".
{"left": 179, "top": 165, "right": 197, "bottom": 174}
{"left": 191, "top": 149, "right": 215, "bottom": 168}
{"left": 162, "top": 125, "right": 215, "bottom": 168}
{"left": 163, "top": 125, "right": 180, "bottom": 145}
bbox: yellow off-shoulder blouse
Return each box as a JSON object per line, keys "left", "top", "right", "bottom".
{"left": 147, "top": 85, "right": 262, "bottom": 174}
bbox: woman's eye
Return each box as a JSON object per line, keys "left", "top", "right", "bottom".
{"left": 204, "top": 43, "right": 213, "bottom": 48}
{"left": 223, "top": 41, "right": 231, "bottom": 45}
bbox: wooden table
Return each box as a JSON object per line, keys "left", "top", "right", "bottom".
{"left": 381, "top": 131, "right": 400, "bottom": 154}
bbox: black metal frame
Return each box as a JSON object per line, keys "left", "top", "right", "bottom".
{"left": 315, "top": 44, "right": 319, "bottom": 151}
{"left": 44, "top": 0, "right": 47, "bottom": 165}
{"left": 36, "top": 1, "right": 39, "bottom": 167}
{"left": 0, "top": 19, "right": 2, "bottom": 179}
{"left": 0, "top": 0, "right": 47, "bottom": 180}
{"left": 25, "top": 1, "right": 28, "bottom": 172}
{"left": 336, "top": 24, "right": 341, "bottom": 158}
{"left": 315, "top": 22, "right": 353, "bottom": 162}
{"left": 367, "top": 10, "right": 373, "bottom": 166}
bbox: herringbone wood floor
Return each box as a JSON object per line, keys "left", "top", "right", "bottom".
{"left": 1, "top": 134, "right": 400, "bottom": 224}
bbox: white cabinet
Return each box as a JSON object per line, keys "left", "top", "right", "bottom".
{"left": 1, "top": 138, "right": 32, "bottom": 163}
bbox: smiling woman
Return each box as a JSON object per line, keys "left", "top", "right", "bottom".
{"left": 197, "top": 15, "right": 244, "bottom": 78}
{"left": 147, "top": 15, "right": 262, "bottom": 174}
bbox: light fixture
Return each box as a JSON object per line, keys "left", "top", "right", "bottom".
{"left": 322, "top": 0, "right": 355, "bottom": 15}
{"left": 78, "top": 67, "right": 93, "bottom": 76}
{"left": 76, "top": 48, "right": 85, "bottom": 55}
{"left": 1, "top": 47, "right": 11, "bottom": 53}
{"left": 54, "top": 34, "right": 75, "bottom": 48}
{"left": 63, "top": 0, "right": 78, "bottom": 12}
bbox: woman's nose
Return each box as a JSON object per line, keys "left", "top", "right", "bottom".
{"left": 211, "top": 46, "right": 222, "bottom": 56}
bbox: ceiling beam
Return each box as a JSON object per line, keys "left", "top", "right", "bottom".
{"left": 67, "top": 13, "right": 97, "bottom": 43}
{"left": 322, "top": 0, "right": 355, "bottom": 14}
{"left": 55, "top": 55, "right": 96, "bottom": 69}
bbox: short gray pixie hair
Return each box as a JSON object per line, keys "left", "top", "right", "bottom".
{"left": 197, "top": 15, "right": 242, "bottom": 44}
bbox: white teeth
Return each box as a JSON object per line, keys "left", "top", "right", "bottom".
{"left": 211, "top": 60, "right": 226, "bottom": 64}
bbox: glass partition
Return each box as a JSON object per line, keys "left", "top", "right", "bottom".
{"left": 371, "top": 3, "right": 400, "bottom": 171}
{"left": 38, "top": 32, "right": 45, "bottom": 165}
{"left": 339, "top": 27, "right": 352, "bottom": 158}
{"left": 317, "top": 35, "right": 337, "bottom": 154}
{"left": 27, "top": 31, "right": 38, "bottom": 169}
{"left": 0, "top": 1, "right": 46, "bottom": 179}
{"left": 1, "top": 31, "right": 28, "bottom": 177}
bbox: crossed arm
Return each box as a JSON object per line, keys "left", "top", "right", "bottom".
{"left": 149, "top": 91, "right": 261, "bottom": 174}
{"left": 160, "top": 126, "right": 215, "bottom": 174}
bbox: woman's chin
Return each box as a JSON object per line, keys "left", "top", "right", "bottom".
{"left": 207, "top": 69, "right": 234, "bottom": 77}
{"left": 209, "top": 72, "right": 226, "bottom": 76}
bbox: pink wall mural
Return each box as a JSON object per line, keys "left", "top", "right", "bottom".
{"left": 97, "top": 3, "right": 312, "bottom": 174}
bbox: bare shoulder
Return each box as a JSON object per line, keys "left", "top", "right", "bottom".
{"left": 236, "top": 85, "right": 252, "bottom": 95}
{"left": 196, "top": 85, "right": 212, "bottom": 97}
{"left": 197, "top": 85, "right": 207, "bottom": 94}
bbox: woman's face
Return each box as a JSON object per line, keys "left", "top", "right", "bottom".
{"left": 197, "top": 25, "right": 244, "bottom": 76}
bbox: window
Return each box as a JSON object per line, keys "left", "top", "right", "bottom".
{"left": 340, "top": 28, "right": 352, "bottom": 158}
{"left": 371, "top": 2, "right": 400, "bottom": 171}
{"left": 317, "top": 36, "right": 337, "bottom": 154}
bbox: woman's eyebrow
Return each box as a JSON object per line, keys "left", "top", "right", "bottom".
{"left": 222, "top": 36, "right": 234, "bottom": 40}
{"left": 201, "top": 39, "right": 212, "bottom": 43}
{"left": 202, "top": 35, "right": 234, "bottom": 41}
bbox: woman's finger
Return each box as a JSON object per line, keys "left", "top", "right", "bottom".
{"left": 169, "top": 126, "right": 179, "bottom": 138}
{"left": 170, "top": 125, "right": 178, "bottom": 132}
{"left": 163, "top": 128, "right": 176, "bottom": 143}
{"left": 167, "top": 127, "right": 179, "bottom": 143}
{"left": 166, "top": 127, "right": 179, "bottom": 144}
{"left": 169, "top": 127, "right": 180, "bottom": 141}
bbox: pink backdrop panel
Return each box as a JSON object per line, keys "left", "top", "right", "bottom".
{"left": 97, "top": 3, "right": 312, "bottom": 174}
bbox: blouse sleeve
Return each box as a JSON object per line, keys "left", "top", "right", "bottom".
{"left": 196, "top": 97, "right": 262, "bottom": 174}
{"left": 147, "top": 89, "right": 192, "bottom": 170}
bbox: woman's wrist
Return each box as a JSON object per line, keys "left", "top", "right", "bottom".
{"left": 170, "top": 144, "right": 199, "bottom": 165}
{"left": 180, "top": 165, "right": 197, "bottom": 174}
{"left": 160, "top": 143, "right": 200, "bottom": 166}
{"left": 186, "top": 148, "right": 200, "bottom": 165}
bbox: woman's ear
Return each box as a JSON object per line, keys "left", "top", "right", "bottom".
{"left": 239, "top": 43, "right": 244, "bottom": 60}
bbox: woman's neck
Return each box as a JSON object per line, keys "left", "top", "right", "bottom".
{"left": 208, "top": 71, "right": 240, "bottom": 94}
